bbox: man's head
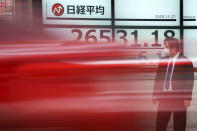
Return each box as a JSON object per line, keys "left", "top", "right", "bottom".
{"left": 164, "top": 38, "right": 180, "bottom": 57}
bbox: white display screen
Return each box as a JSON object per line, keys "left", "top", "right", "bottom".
{"left": 42, "top": 0, "right": 181, "bottom": 59}
{"left": 183, "top": 0, "right": 197, "bottom": 26}
{"left": 42, "top": 0, "right": 180, "bottom": 26}
{"left": 184, "top": 30, "right": 197, "bottom": 67}
{"left": 115, "top": 0, "right": 180, "bottom": 26}
{"left": 42, "top": 0, "right": 111, "bottom": 25}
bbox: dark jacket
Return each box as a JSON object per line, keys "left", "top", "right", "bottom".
{"left": 153, "top": 55, "right": 194, "bottom": 100}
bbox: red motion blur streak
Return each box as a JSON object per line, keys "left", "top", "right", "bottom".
{"left": 0, "top": 43, "right": 145, "bottom": 102}
{"left": 0, "top": 43, "right": 168, "bottom": 130}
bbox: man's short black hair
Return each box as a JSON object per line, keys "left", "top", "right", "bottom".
{"left": 164, "top": 38, "right": 180, "bottom": 50}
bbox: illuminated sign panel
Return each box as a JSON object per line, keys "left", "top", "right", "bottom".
{"left": 184, "top": 30, "right": 197, "bottom": 67}
{"left": 115, "top": 0, "right": 180, "bottom": 26}
{"left": 183, "top": 0, "right": 197, "bottom": 67}
{"left": 183, "top": 0, "right": 197, "bottom": 26}
{"left": 42, "top": 0, "right": 181, "bottom": 59}
{"left": 42, "top": 0, "right": 111, "bottom": 25}
{"left": 183, "top": 1, "right": 197, "bottom": 67}
{"left": 0, "top": 0, "right": 15, "bottom": 16}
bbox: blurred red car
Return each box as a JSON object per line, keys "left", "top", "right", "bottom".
{"left": 0, "top": 42, "right": 161, "bottom": 131}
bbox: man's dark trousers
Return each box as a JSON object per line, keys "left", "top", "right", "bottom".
{"left": 156, "top": 99, "right": 187, "bottom": 131}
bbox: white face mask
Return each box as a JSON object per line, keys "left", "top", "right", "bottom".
{"left": 161, "top": 48, "right": 170, "bottom": 57}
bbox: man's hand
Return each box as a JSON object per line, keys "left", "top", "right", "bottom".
{"left": 184, "top": 100, "right": 191, "bottom": 108}
{"left": 152, "top": 96, "right": 158, "bottom": 104}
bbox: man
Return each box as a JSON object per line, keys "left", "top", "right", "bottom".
{"left": 153, "top": 38, "right": 194, "bottom": 131}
